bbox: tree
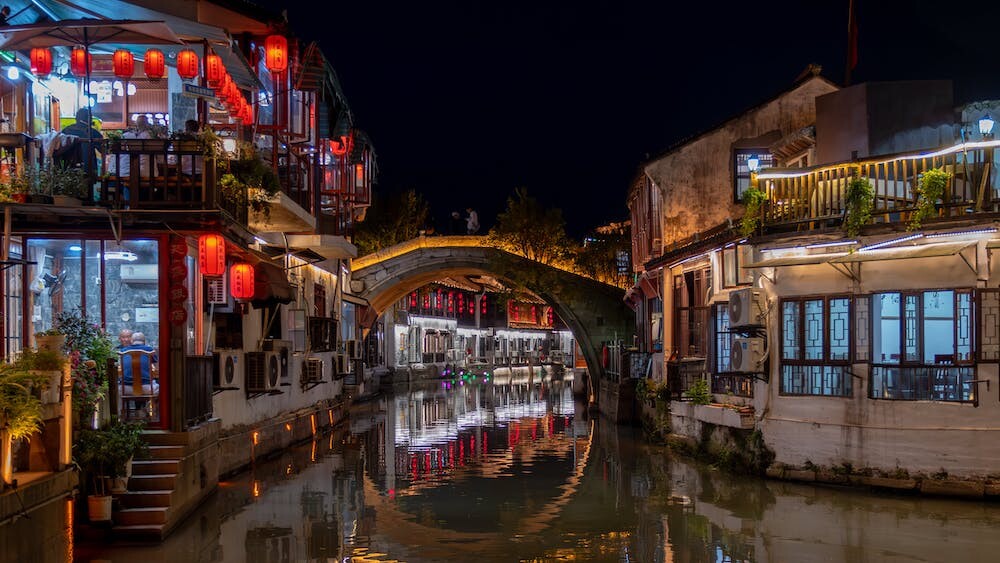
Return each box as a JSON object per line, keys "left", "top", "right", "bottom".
{"left": 574, "top": 223, "right": 631, "bottom": 288}
{"left": 487, "top": 187, "right": 572, "bottom": 265}
{"left": 354, "top": 189, "right": 430, "bottom": 256}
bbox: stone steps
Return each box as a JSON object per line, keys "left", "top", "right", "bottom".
{"left": 113, "top": 432, "right": 184, "bottom": 540}
{"left": 128, "top": 473, "right": 176, "bottom": 491}
{"left": 117, "top": 489, "right": 174, "bottom": 509}
{"left": 116, "top": 506, "right": 169, "bottom": 526}
{"left": 147, "top": 445, "right": 185, "bottom": 460}
{"left": 131, "top": 459, "right": 180, "bottom": 476}
{"left": 141, "top": 431, "right": 189, "bottom": 447}
{"left": 112, "top": 524, "right": 166, "bottom": 541}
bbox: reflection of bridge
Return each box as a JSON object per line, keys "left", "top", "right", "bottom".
{"left": 351, "top": 236, "right": 633, "bottom": 381}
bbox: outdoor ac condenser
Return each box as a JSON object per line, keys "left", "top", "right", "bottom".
{"left": 302, "top": 358, "right": 324, "bottom": 384}
{"left": 728, "top": 288, "right": 766, "bottom": 329}
{"left": 730, "top": 337, "right": 765, "bottom": 373}
{"left": 245, "top": 351, "right": 281, "bottom": 393}
{"left": 213, "top": 349, "right": 241, "bottom": 388}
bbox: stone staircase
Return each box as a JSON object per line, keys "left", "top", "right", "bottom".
{"left": 112, "top": 433, "right": 185, "bottom": 539}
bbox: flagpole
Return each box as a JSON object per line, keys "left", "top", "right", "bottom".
{"left": 846, "top": 0, "right": 857, "bottom": 86}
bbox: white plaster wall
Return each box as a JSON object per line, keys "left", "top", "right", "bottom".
{"left": 751, "top": 242, "right": 1000, "bottom": 477}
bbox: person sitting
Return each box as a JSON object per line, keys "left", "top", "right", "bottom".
{"left": 57, "top": 108, "right": 103, "bottom": 176}
{"left": 120, "top": 331, "right": 158, "bottom": 395}
{"left": 117, "top": 328, "right": 133, "bottom": 351}
{"left": 177, "top": 119, "right": 203, "bottom": 177}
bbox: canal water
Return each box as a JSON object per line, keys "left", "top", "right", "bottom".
{"left": 11, "top": 377, "right": 1000, "bottom": 562}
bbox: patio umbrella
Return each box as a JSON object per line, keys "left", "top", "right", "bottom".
{"left": 0, "top": 19, "right": 184, "bottom": 177}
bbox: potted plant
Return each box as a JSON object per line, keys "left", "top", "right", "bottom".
{"left": 105, "top": 420, "right": 147, "bottom": 493}
{"left": 44, "top": 165, "right": 89, "bottom": 206}
{"left": 34, "top": 328, "right": 66, "bottom": 354}
{"left": 74, "top": 427, "right": 113, "bottom": 520}
{"left": 15, "top": 348, "right": 65, "bottom": 404}
{"left": 0, "top": 363, "right": 47, "bottom": 488}
{"left": 52, "top": 309, "right": 115, "bottom": 428}
{"left": 5, "top": 167, "right": 36, "bottom": 204}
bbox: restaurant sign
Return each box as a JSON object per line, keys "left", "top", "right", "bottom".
{"left": 182, "top": 83, "right": 216, "bottom": 100}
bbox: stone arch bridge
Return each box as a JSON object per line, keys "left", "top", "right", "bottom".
{"left": 350, "top": 236, "right": 633, "bottom": 381}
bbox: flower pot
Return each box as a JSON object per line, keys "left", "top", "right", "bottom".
{"left": 51, "top": 195, "right": 81, "bottom": 206}
{"left": 29, "top": 370, "right": 62, "bottom": 404}
{"left": 105, "top": 476, "right": 128, "bottom": 494}
{"left": 35, "top": 334, "right": 66, "bottom": 353}
{"left": 87, "top": 494, "right": 112, "bottom": 522}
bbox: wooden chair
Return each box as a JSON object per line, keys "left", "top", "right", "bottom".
{"left": 119, "top": 349, "right": 158, "bottom": 421}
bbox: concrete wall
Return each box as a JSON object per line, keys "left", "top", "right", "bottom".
{"left": 645, "top": 76, "right": 838, "bottom": 248}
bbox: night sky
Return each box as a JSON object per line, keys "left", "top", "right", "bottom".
{"left": 262, "top": 1, "right": 1000, "bottom": 238}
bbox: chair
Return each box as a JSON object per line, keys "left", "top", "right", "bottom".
{"left": 119, "top": 349, "right": 158, "bottom": 421}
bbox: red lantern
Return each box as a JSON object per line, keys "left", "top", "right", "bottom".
{"left": 176, "top": 49, "right": 199, "bottom": 80}
{"left": 243, "top": 102, "right": 253, "bottom": 124}
{"left": 264, "top": 35, "right": 288, "bottom": 73}
{"left": 144, "top": 49, "right": 165, "bottom": 79}
{"left": 113, "top": 49, "right": 134, "bottom": 78}
{"left": 229, "top": 263, "right": 255, "bottom": 300}
{"left": 205, "top": 53, "right": 224, "bottom": 86}
{"left": 330, "top": 133, "right": 353, "bottom": 156}
{"left": 69, "top": 48, "right": 90, "bottom": 77}
{"left": 198, "top": 233, "right": 226, "bottom": 277}
{"left": 29, "top": 47, "right": 52, "bottom": 77}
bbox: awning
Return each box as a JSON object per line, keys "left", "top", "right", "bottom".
{"left": 251, "top": 261, "right": 294, "bottom": 308}
{"left": 743, "top": 252, "right": 847, "bottom": 268}
{"left": 32, "top": 0, "right": 231, "bottom": 44}
{"left": 828, "top": 241, "right": 976, "bottom": 264}
{"left": 636, "top": 270, "right": 661, "bottom": 299}
{"left": 257, "top": 233, "right": 358, "bottom": 262}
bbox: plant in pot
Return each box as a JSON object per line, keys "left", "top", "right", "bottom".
{"left": 34, "top": 328, "right": 66, "bottom": 354}
{"left": 5, "top": 167, "right": 37, "bottom": 204}
{"left": 15, "top": 348, "right": 66, "bottom": 404}
{"left": 104, "top": 420, "right": 147, "bottom": 493}
{"left": 43, "top": 164, "right": 90, "bottom": 206}
{"left": 0, "top": 363, "right": 47, "bottom": 488}
{"left": 53, "top": 309, "right": 115, "bottom": 428}
{"left": 74, "top": 427, "right": 114, "bottom": 520}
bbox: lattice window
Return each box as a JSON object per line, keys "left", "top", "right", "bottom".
{"left": 853, "top": 295, "right": 870, "bottom": 362}
{"left": 782, "top": 301, "right": 801, "bottom": 360}
{"left": 830, "top": 298, "right": 851, "bottom": 360}
{"left": 979, "top": 289, "right": 1000, "bottom": 361}
{"left": 804, "top": 299, "right": 824, "bottom": 360}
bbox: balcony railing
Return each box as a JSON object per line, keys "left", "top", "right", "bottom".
{"left": 758, "top": 142, "right": 999, "bottom": 229}
{"left": 97, "top": 138, "right": 247, "bottom": 227}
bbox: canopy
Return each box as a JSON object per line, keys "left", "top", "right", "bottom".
{"left": 743, "top": 252, "right": 847, "bottom": 268}
{"left": 0, "top": 19, "right": 183, "bottom": 50}
{"left": 828, "top": 241, "right": 976, "bottom": 264}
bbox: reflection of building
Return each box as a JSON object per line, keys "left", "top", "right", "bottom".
{"left": 628, "top": 71, "right": 1000, "bottom": 483}
{"left": 0, "top": 0, "right": 376, "bottom": 541}
{"left": 380, "top": 278, "right": 575, "bottom": 377}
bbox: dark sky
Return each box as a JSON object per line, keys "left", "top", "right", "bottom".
{"left": 262, "top": 1, "right": 1000, "bottom": 238}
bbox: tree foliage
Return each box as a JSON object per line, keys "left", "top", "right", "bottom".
{"left": 487, "top": 187, "right": 572, "bottom": 264}
{"left": 574, "top": 224, "right": 631, "bottom": 288}
{"left": 354, "top": 189, "right": 430, "bottom": 256}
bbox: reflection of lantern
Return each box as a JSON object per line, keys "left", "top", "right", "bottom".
{"left": 30, "top": 47, "right": 52, "bottom": 76}
{"left": 113, "top": 49, "right": 134, "bottom": 78}
{"left": 205, "top": 53, "right": 224, "bottom": 85}
{"left": 229, "top": 263, "right": 255, "bottom": 300}
{"left": 264, "top": 35, "right": 288, "bottom": 73}
{"left": 70, "top": 48, "right": 90, "bottom": 77}
{"left": 198, "top": 233, "right": 226, "bottom": 277}
{"left": 144, "top": 49, "right": 165, "bottom": 79}
{"left": 176, "top": 49, "right": 199, "bottom": 79}
{"left": 481, "top": 294, "right": 487, "bottom": 315}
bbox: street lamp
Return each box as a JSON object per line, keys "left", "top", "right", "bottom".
{"left": 979, "top": 114, "right": 995, "bottom": 138}
{"left": 746, "top": 154, "right": 760, "bottom": 173}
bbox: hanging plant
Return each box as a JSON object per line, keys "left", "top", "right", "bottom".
{"left": 844, "top": 175, "right": 874, "bottom": 237}
{"left": 909, "top": 168, "right": 951, "bottom": 230}
{"left": 739, "top": 185, "right": 767, "bottom": 237}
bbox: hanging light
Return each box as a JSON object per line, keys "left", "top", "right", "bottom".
{"left": 205, "top": 53, "right": 224, "bottom": 86}
{"left": 746, "top": 154, "right": 760, "bottom": 173}
{"left": 69, "top": 48, "right": 90, "bottom": 77}
{"left": 176, "top": 49, "right": 199, "bottom": 80}
{"left": 113, "top": 49, "right": 134, "bottom": 78}
{"left": 29, "top": 47, "right": 52, "bottom": 77}
{"left": 229, "top": 263, "right": 255, "bottom": 300}
{"left": 979, "top": 114, "right": 995, "bottom": 138}
{"left": 144, "top": 49, "right": 165, "bottom": 80}
{"left": 264, "top": 34, "right": 288, "bottom": 73}
{"left": 198, "top": 233, "right": 226, "bottom": 277}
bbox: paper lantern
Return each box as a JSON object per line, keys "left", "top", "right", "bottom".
{"left": 176, "top": 49, "right": 199, "bottom": 80}
{"left": 70, "top": 48, "right": 90, "bottom": 77}
{"left": 264, "top": 35, "right": 288, "bottom": 73}
{"left": 229, "top": 263, "right": 255, "bottom": 300}
{"left": 205, "top": 53, "right": 224, "bottom": 86}
{"left": 144, "top": 49, "right": 165, "bottom": 79}
{"left": 198, "top": 233, "right": 226, "bottom": 277}
{"left": 29, "top": 48, "right": 52, "bottom": 77}
{"left": 112, "top": 49, "right": 134, "bottom": 78}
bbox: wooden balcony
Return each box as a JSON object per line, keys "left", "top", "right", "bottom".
{"left": 758, "top": 141, "right": 1000, "bottom": 231}
{"left": 98, "top": 139, "right": 247, "bottom": 228}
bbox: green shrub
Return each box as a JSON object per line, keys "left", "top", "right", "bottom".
{"left": 683, "top": 378, "right": 711, "bottom": 405}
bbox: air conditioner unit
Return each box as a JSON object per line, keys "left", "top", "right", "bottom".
{"left": 730, "top": 337, "right": 765, "bottom": 373}
{"left": 335, "top": 353, "right": 350, "bottom": 375}
{"left": 245, "top": 351, "right": 281, "bottom": 393}
{"left": 302, "top": 357, "right": 324, "bottom": 384}
{"left": 262, "top": 340, "right": 292, "bottom": 383}
{"left": 728, "top": 288, "right": 766, "bottom": 329}
{"left": 213, "top": 350, "right": 241, "bottom": 388}
{"left": 346, "top": 340, "right": 362, "bottom": 360}
{"left": 119, "top": 264, "right": 158, "bottom": 284}
{"left": 206, "top": 274, "right": 228, "bottom": 305}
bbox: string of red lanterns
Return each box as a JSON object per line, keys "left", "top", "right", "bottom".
{"left": 69, "top": 47, "right": 89, "bottom": 77}
{"left": 176, "top": 49, "right": 199, "bottom": 80}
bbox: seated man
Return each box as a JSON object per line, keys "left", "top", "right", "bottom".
{"left": 120, "top": 331, "right": 159, "bottom": 395}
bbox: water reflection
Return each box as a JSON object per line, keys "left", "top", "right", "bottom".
{"left": 10, "top": 378, "right": 1000, "bottom": 562}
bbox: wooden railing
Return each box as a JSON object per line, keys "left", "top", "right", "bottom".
{"left": 97, "top": 139, "right": 247, "bottom": 227}
{"left": 759, "top": 142, "right": 999, "bottom": 229}
{"left": 183, "top": 355, "right": 214, "bottom": 429}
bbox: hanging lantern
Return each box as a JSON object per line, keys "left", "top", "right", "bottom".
{"left": 198, "top": 233, "right": 226, "bottom": 277}
{"left": 69, "top": 48, "right": 90, "bottom": 77}
{"left": 112, "top": 49, "right": 134, "bottom": 78}
{"left": 229, "top": 263, "right": 255, "bottom": 300}
{"left": 264, "top": 34, "right": 288, "bottom": 73}
{"left": 205, "top": 53, "right": 224, "bottom": 86}
{"left": 243, "top": 102, "right": 253, "bottom": 124}
{"left": 176, "top": 49, "right": 199, "bottom": 80}
{"left": 29, "top": 47, "right": 52, "bottom": 77}
{"left": 144, "top": 49, "right": 165, "bottom": 79}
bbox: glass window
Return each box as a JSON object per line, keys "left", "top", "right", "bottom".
{"left": 923, "top": 290, "right": 954, "bottom": 364}
{"left": 804, "top": 299, "right": 824, "bottom": 360}
{"left": 781, "top": 301, "right": 800, "bottom": 360}
{"left": 873, "top": 293, "right": 901, "bottom": 364}
{"left": 829, "top": 298, "right": 851, "bottom": 361}
{"left": 4, "top": 237, "right": 24, "bottom": 356}
{"left": 714, "top": 304, "right": 732, "bottom": 373}
{"left": 734, "top": 149, "right": 773, "bottom": 201}
{"left": 27, "top": 239, "right": 84, "bottom": 340}
{"left": 673, "top": 268, "right": 709, "bottom": 357}
{"left": 104, "top": 240, "right": 160, "bottom": 351}
{"left": 780, "top": 296, "right": 852, "bottom": 397}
